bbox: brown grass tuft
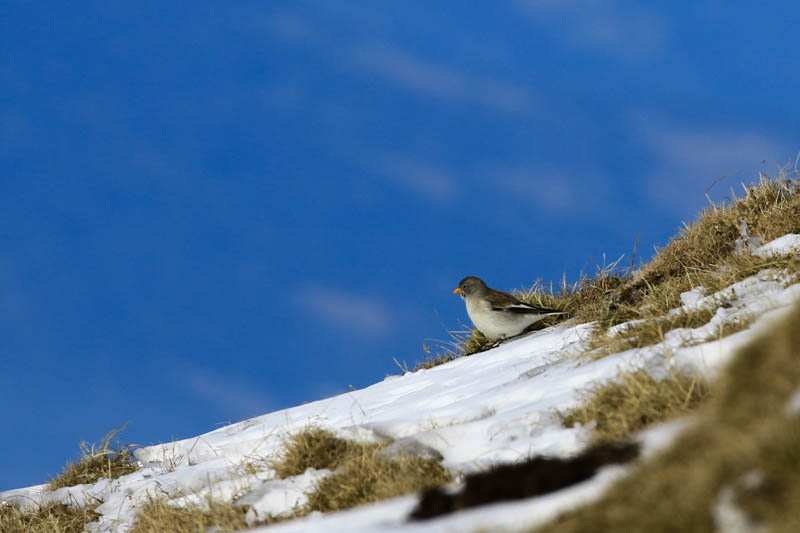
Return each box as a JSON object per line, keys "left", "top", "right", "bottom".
{"left": 48, "top": 425, "right": 139, "bottom": 490}
{"left": 0, "top": 502, "right": 100, "bottom": 533}
{"left": 128, "top": 496, "right": 254, "bottom": 533}
{"left": 561, "top": 370, "right": 711, "bottom": 444}
{"left": 270, "top": 427, "right": 363, "bottom": 479}
{"left": 306, "top": 447, "right": 452, "bottom": 513}
{"left": 448, "top": 329, "right": 488, "bottom": 358}
{"left": 410, "top": 343, "right": 457, "bottom": 372}
{"left": 414, "top": 329, "right": 487, "bottom": 370}
{"left": 412, "top": 353, "right": 456, "bottom": 371}
{"left": 518, "top": 269, "right": 628, "bottom": 328}
{"left": 271, "top": 427, "right": 452, "bottom": 514}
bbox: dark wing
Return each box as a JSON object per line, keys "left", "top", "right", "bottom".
{"left": 486, "top": 289, "right": 562, "bottom": 315}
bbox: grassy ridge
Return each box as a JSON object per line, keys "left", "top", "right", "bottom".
{"left": 48, "top": 426, "right": 138, "bottom": 490}
{"left": 561, "top": 370, "right": 710, "bottom": 444}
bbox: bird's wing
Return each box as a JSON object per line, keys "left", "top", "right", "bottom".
{"left": 486, "top": 289, "right": 562, "bottom": 315}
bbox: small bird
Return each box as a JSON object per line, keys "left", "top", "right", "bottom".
{"left": 453, "top": 276, "right": 564, "bottom": 341}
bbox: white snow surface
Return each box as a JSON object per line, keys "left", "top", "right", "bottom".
{"left": 3, "top": 236, "right": 800, "bottom": 533}
{"left": 753, "top": 233, "right": 800, "bottom": 258}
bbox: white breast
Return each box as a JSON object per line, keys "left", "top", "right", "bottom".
{"left": 465, "top": 298, "right": 545, "bottom": 340}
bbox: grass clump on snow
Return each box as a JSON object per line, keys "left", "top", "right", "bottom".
{"left": 587, "top": 307, "right": 713, "bottom": 356}
{"left": 273, "top": 427, "right": 452, "bottom": 514}
{"left": 270, "top": 427, "right": 363, "bottom": 478}
{"left": 306, "top": 443, "right": 451, "bottom": 513}
{"left": 589, "top": 305, "right": 760, "bottom": 357}
{"left": 561, "top": 370, "right": 711, "bottom": 444}
{"left": 129, "top": 496, "right": 252, "bottom": 533}
{"left": 129, "top": 496, "right": 298, "bottom": 533}
{"left": 48, "top": 425, "right": 139, "bottom": 490}
{"left": 535, "top": 301, "right": 800, "bottom": 533}
{"left": 0, "top": 502, "right": 100, "bottom": 533}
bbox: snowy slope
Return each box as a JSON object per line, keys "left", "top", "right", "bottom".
{"left": 3, "top": 235, "right": 800, "bottom": 533}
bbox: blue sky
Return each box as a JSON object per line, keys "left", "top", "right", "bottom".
{"left": 1, "top": 1, "right": 798, "bottom": 490}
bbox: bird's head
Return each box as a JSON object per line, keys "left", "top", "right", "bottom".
{"left": 453, "top": 276, "right": 488, "bottom": 298}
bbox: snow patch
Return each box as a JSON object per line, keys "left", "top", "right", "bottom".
{"left": 753, "top": 233, "right": 800, "bottom": 258}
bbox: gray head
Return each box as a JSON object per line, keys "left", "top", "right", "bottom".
{"left": 453, "top": 276, "right": 489, "bottom": 298}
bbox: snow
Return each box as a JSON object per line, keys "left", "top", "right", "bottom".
{"left": 753, "top": 233, "right": 800, "bottom": 258}
{"left": 680, "top": 286, "right": 707, "bottom": 306}
{"left": 3, "top": 235, "right": 800, "bottom": 533}
{"left": 238, "top": 469, "right": 327, "bottom": 525}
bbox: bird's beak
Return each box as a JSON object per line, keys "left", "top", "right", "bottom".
{"left": 453, "top": 288, "right": 462, "bottom": 295}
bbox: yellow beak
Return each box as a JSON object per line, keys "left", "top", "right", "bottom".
{"left": 453, "top": 288, "right": 462, "bottom": 294}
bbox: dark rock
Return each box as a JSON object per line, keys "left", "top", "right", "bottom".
{"left": 410, "top": 441, "right": 639, "bottom": 521}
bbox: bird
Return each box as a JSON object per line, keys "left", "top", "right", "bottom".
{"left": 453, "top": 276, "right": 564, "bottom": 341}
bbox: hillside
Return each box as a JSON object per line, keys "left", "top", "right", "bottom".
{"left": 3, "top": 174, "right": 800, "bottom": 532}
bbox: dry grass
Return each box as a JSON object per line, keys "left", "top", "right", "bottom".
{"left": 412, "top": 343, "right": 458, "bottom": 371}
{"left": 636, "top": 172, "right": 800, "bottom": 289}
{"left": 604, "top": 172, "right": 800, "bottom": 325}
{"left": 533, "top": 301, "right": 800, "bottom": 533}
{"left": 445, "top": 329, "right": 488, "bottom": 358}
{"left": 561, "top": 370, "right": 711, "bottom": 444}
{"left": 235, "top": 457, "right": 270, "bottom": 477}
{"left": 270, "top": 427, "right": 363, "bottom": 478}
{"left": 48, "top": 426, "right": 139, "bottom": 490}
{"left": 413, "top": 329, "right": 485, "bottom": 370}
{"left": 272, "top": 427, "right": 452, "bottom": 514}
{"left": 129, "top": 495, "right": 299, "bottom": 533}
{"left": 590, "top": 308, "right": 715, "bottom": 354}
{"left": 412, "top": 353, "right": 456, "bottom": 371}
{"left": 584, "top": 253, "right": 797, "bottom": 357}
{"left": 0, "top": 502, "right": 100, "bottom": 533}
{"left": 306, "top": 445, "right": 451, "bottom": 513}
{"left": 517, "top": 270, "right": 628, "bottom": 328}
{"left": 129, "top": 496, "right": 252, "bottom": 533}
